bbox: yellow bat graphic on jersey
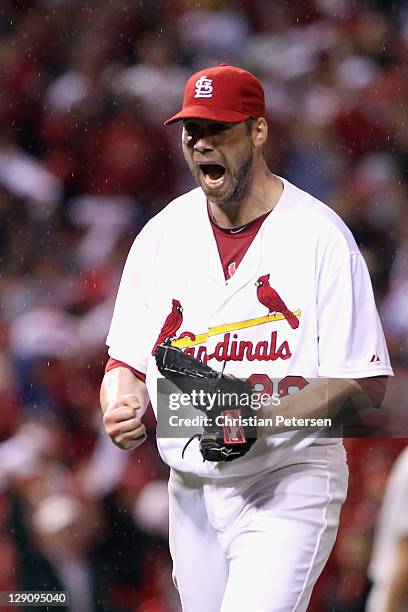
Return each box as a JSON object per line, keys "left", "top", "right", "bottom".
{"left": 171, "top": 310, "right": 301, "bottom": 349}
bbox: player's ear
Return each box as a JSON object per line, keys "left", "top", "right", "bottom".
{"left": 252, "top": 117, "right": 268, "bottom": 147}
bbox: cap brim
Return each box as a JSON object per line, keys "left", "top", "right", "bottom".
{"left": 164, "top": 105, "right": 250, "bottom": 125}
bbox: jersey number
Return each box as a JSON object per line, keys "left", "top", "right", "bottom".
{"left": 246, "top": 374, "right": 308, "bottom": 397}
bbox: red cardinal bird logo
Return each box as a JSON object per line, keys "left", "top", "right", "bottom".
{"left": 152, "top": 299, "right": 183, "bottom": 355}
{"left": 255, "top": 274, "right": 299, "bottom": 329}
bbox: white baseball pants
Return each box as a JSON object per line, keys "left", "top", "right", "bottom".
{"left": 168, "top": 443, "right": 348, "bottom": 612}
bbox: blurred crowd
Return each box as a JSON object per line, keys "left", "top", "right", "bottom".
{"left": 0, "top": 0, "right": 407, "bottom": 610}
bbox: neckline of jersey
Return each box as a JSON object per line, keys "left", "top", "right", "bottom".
{"left": 205, "top": 174, "right": 290, "bottom": 235}
{"left": 207, "top": 203, "right": 270, "bottom": 236}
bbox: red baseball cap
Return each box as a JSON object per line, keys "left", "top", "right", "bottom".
{"left": 164, "top": 64, "right": 265, "bottom": 125}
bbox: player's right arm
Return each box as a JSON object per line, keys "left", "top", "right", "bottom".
{"left": 100, "top": 367, "right": 149, "bottom": 450}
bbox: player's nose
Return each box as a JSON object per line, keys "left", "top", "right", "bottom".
{"left": 193, "top": 134, "right": 217, "bottom": 155}
{"left": 193, "top": 139, "right": 213, "bottom": 154}
{"left": 192, "top": 127, "right": 216, "bottom": 153}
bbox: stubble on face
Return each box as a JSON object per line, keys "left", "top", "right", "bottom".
{"left": 222, "top": 144, "right": 253, "bottom": 206}
{"left": 185, "top": 138, "right": 254, "bottom": 208}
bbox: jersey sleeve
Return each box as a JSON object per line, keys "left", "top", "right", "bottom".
{"left": 104, "top": 357, "right": 146, "bottom": 382}
{"left": 106, "top": 228, "right": 154, "bottom": 374}
{"left": 355, "top": 376, "right": 388, "bottom": 407}
{"left": 395, "top": 479, "right": 408, "bottom": 536}
{"left": 316, "top": 234, "right": 393, "bottom": 378}
{"left": 384, "top": 450, "right": 408, "bottom": 537}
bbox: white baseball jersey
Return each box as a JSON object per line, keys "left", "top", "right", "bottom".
{"left": 367, "top": 446, "right": 408, "bottom": 612}
{"left": 106, "top": 176, "right": 393, "bottom": 478}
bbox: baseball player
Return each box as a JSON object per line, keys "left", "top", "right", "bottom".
{"left": 100, "top": 65, "right": 393, "bottom": 611}
{"left": 366, "top": 445, "right": 408, "bottom": 612}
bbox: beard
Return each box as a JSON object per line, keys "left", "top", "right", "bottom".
{"left": 222, "top": 146, "right": 253, "bottom": 205}
{"left": 187, "top": 144, "right": 254, "bottom": 206}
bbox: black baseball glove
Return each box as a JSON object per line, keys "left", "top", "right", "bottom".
{"left": 155, "top": 344, "right": 256, "bottom": 462}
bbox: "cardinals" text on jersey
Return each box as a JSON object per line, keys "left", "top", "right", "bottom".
{"left": 184, "top": 331, "right": 292, "bottom": 363}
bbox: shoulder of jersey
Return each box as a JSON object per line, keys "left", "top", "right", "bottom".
{"left": 142, "top": 187, "right": 203, "bottom": 234}
{"left": 281, "top": 179, "right": 360, "bottom": 255}
{"left": 127, "top": 187, "right": 203, "bottom": 262}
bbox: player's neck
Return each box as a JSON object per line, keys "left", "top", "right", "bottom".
{"left": 208, "top": 169, "right": 283, "bottom": 229}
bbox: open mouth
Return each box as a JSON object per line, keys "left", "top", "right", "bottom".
{"left": 199, "top": 163, "right": 226, "bottom": 187}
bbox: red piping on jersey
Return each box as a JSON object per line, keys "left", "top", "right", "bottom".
{"left": 105, "top": 358, "right": 146, "bottom": 382}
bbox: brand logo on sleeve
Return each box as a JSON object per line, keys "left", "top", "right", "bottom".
{"left": 194, "top": 76, "right": 213, "bottom": 98}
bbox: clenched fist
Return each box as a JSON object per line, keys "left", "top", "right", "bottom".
{"left": 103, "top": 394, "right": 147, "bottom": 450}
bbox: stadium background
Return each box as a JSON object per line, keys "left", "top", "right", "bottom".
{"left": 0, "top": 1, "right": 406, "bottom": 610}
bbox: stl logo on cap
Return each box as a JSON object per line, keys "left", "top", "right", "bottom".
{"left": 163, "top": 64, "right": 266, "bottom": 125}
{"left": 194, "top": 76, "right": 213, "bottom": 98}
